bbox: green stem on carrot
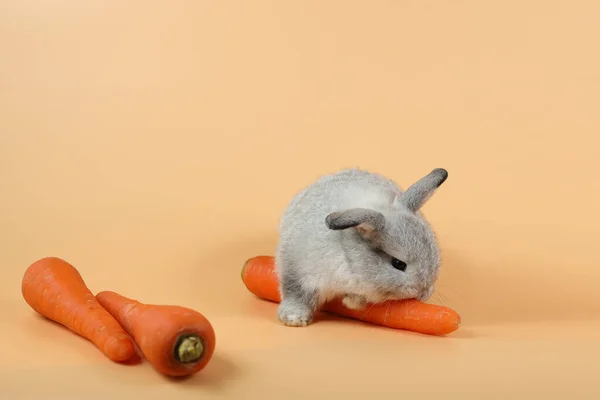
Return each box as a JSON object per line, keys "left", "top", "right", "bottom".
{"left": 174, "top": 335, "right": 204, "bottom": 363}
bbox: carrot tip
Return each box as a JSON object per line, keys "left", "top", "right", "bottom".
{"left": 174, "top": 334, "right": 204, "bottom": 364}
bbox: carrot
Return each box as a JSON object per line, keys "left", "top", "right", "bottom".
{"left": 21, "top": 257, "right": 136, "bottom": 362}
{"left": 95, "top": 290, "right": 216, "bottom": 377}
{"left": 241, "top": 255, "right": 461, "bottom": 336}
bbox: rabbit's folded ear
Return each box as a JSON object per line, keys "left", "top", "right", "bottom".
{"left": 397, "top": 168, "right": 448, "bottom": 212}
{"left": 325, "top": 208, "right": 385, "bottom": 240}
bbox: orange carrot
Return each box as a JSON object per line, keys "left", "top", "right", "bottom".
{"left": 242, "top": 255, "right": 461, "bottom": 336}
{"left": 95, "top": 290, "right": 216, "bottom": 377}
{"left": 21, "top": 257, "right": 136, "bottom": 362}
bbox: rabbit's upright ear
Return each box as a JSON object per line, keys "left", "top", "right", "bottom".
{"left": 397, "top": 168, "right": 448, "bottom": 212}
{"left": 325, "top": 208, "right": 385, "bottom": 240}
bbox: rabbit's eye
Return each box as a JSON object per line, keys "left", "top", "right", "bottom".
{"left": 391, "top": 258, "right": 407, "bottom": 271}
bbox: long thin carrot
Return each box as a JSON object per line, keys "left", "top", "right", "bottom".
{"left": 95, "top": 290, "right": 216, "bottom": 377}
{"left": 21, "top": 257, "right": 136, "bottom": 362}
{"left": 242, "top": 255, "right": 461, "bottom": 336}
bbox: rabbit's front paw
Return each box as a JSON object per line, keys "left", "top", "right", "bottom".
{"left": 277, "top": 301, "right": 313, "bottom": 327}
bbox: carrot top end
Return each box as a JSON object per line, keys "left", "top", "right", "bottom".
{"left": 174, "top": 334, "right": 204, "bottom": 364}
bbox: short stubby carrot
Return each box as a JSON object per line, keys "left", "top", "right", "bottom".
{"left": 241, "top": 255, "right": 461, "bottom": 336}
{"left": 21, "top": 257, "right": 136, "bottom": 362}
{"left": 95, "top": 291, "right": 216, "bottom": 377}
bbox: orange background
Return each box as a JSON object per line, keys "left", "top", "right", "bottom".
{"left": 1, "top": 1, "right": 599, "bottom": 398}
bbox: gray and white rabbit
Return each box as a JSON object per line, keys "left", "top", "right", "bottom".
{"left": 274, "top": 167, "right": 448, "bottom": 327}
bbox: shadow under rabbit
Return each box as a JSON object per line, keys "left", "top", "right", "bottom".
{"left": 188, "top": 231, "right": 600, "bottom": 334}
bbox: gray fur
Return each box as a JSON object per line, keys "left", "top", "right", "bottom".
{"left": 325, "top": 208, "right": 385, "bottom": 240}
{"left": 399, "top": 168, "right": 448, "bottom": 212}
{"left": 274, "top": 167, "right": 448, "bottom": 327}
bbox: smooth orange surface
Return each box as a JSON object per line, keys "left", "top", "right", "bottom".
{"left": 21, "top": 257, "right": 136, "bottom": 362}
{"left": 1, "top": 1, "right": 600, "bottom": 398}
{"left": 96, "top": 290, "right": 217, "bottom": 377}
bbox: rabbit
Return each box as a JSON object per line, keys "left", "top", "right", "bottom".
{"left": 274, "top": 167, "right": 449, "bottom": 327}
